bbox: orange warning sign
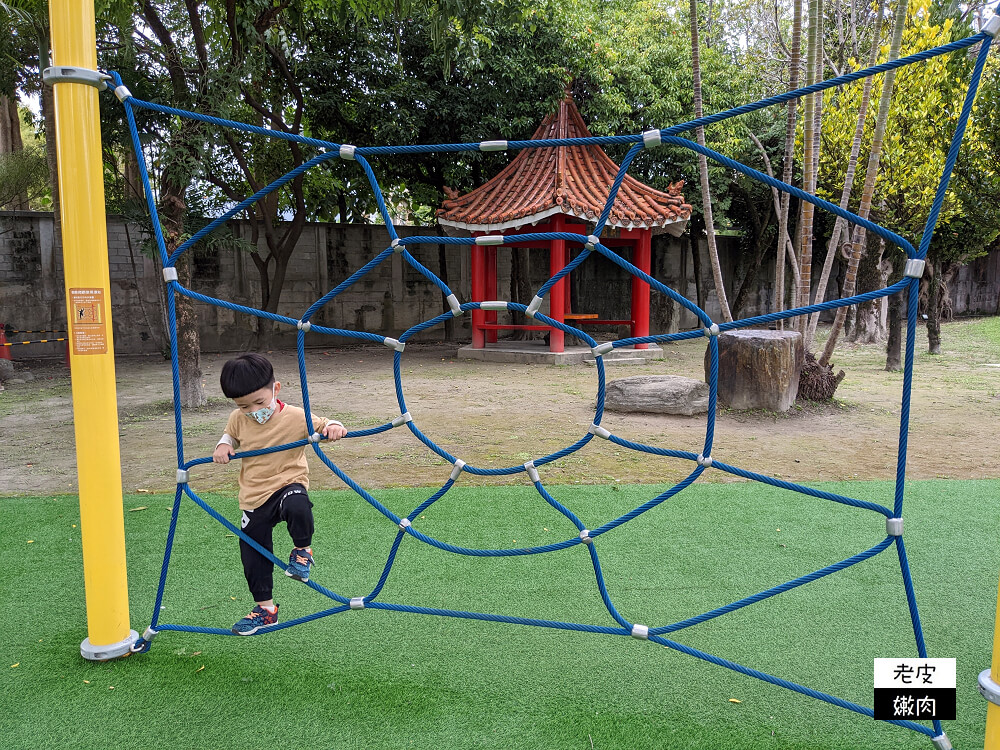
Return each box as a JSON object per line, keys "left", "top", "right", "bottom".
{"left": 69, "top": 288, "right": 108, "bottom": 355}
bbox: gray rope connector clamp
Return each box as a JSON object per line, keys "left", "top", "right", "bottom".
{"left": 114, "top": 85, "right": 132, "bottom": 102}
{"left": 886, "top": 517, "right": 903, "bottom": 536}
{"left": 339, "top": 144, "right": 356, "bottom": 160}
{"left": 450, "top": 459, "right": 466, "bottom": 481}
{"left": 176, "top": 468, "right": 189, "bottom": 483}
{"left": 42, "top": 66, "right": 110, "bottom": 91}
{"left": 524, "top": 461, "right": 540, "bottom": 483}
{"left": 579, "top": 529, "right": 593, "bottom": 545}
{"left": 142, "top": 627, "right": 158, "bottom": 642}
{"left": 631, "top": 623, "right": 649, "bottom": 639}
{"left": 696, "top": 454, "right": 713, "bottom": 468}
{"left": 525, "top": 295, "right": 544, "bottom": 318}
{"left": 475, "top": 235, "right": 504, "bottom": 246}
{"left": 904, "top": 258, "right": 926, "bottom": 278}
{"left": 584, "top": 234, "right": 600, "bottom": 251}
{"left": 703, "top": 323, "right": 720, "bottom": 337}
{"left": 391, "top": 412, "right": 413, "bottom": 427}
{"left": 931, "top": 733, "right": 953, "bottom": 750}
{"left": 592, "top": 342, "right": 615, "bottom": 357}
{"left": 383, "top": 337, "right": 405, "bottom": 352}
{"left": 308, "top": 432, "right": 323, "bottom": 444}
{"left": 642, "top": 129, "right": 662, "bottom": 148}
{"left": 296, "top": 320, "right": 311, "bottom": 332}
{"left": 480, "top": 301, "right": 508, "bottom": 311}
{"left": 446, "top": 294, "right": 463, "bottom": 317}
{"left": 349, "top": 597, "right": 365, "bottom": 609}
{"left": 984, "top": 14, "right": 1000, "bottom": 37}
{"left": 589, "top": 423, "right": 611, "bottom": 440}
{"left": 162, "top": 267, "right": 178, "bottom": 283}
{"left": 978, "top": 668, "right": 1000, "bottom": 706}
{"left": 399, "top": 517, "right": 412, "bottom": 531}
{"left": 391, "top": 238, "right": 404, "bottom": 253}
{"left": 479, "top": 140, "right": 508, "bottom": 151}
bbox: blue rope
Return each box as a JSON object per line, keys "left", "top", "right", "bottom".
{"left": 115, "top": 29, "right": 991, "bottom": 742}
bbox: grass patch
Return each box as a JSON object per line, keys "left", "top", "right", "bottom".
{"left": 2, "top": 479, "right": 997, "bottom": 749}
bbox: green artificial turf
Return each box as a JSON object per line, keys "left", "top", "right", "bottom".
{"left": 2, "top": 479, "right": 998, "bottom": 749}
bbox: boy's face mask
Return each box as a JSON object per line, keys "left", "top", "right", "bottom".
{"left": 246, "top": 384, "right": 277, "bottom": 424}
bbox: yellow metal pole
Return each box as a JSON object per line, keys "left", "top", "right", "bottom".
{"left": 48, "top": 0, "right": 136, "bottom": 659}
{"left": 985, "top": 576, "right": 1000, "bottom": 749}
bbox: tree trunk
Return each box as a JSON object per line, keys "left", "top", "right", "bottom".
{"left": 689, "top": 220, "right": 707, "bottom": 311}
{"left": 775, "top": 0, "right": 803, "bottom": 329}
{"left": 926, "top": 257, "right": 942, "bottom": 354}
{"left": 161, "top": 176, "right": 206, "bottom": 408}
{"left": 884, "top": 256, "right": 904, "bottom": 371}
{"left": 819, "top": 0, "right": 909, "bottom": 367}
{"left": 805, "top": 0, "right": 885, "bottom": 349}
{"left": 0, "top": 94, "right": 29, "bottom": 210}
{"left": 797, "top": 0, "right": 822, "bottom": 333}
{"left": 852, "top": 232, "right": 885, "bottom": 344}
{"left": 690, "top": 0, "right": 732, "bottom": 322}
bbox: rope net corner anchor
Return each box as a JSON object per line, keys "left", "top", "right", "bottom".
{"left": 931, "top": 733, "right": 953, "bottom": 750}
{"left": 41, "top": 65, "right": 110, "bottom": 91}
{"left": 446, "top": 294, "right": 464, "bottom": 317}
{"left": 525, "top": 295, "right": 543, "bottom": 318}
{"left": 984, "top": 14, "right": 1000, "bottom": 37}
{"left": 450, "top": 459, "right": 466, "bottom": 481}
{"left": 383, "top": 337, "right": 405, "bottom": 352}
{"left": 391, "top": 412, "right": 413, "bottom": 428}
{"left": 589, "top": 423, "right": 612, "bottom": 440}
{"left": 524, "top": 461, "right": 540, "bottom": 484}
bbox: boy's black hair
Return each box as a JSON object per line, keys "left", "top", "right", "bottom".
{"left": 220, "top": 353, "right": 275, "bottom": 399}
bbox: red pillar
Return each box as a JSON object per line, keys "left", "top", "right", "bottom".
{"left": 549, "top": 215, "right": 566, "bottom": 353}
{"left": 471, "top": 243, "right": 486, "bottom": 348}
{"left": 485, "top": 246, "right": 498, "bottom": 343}
{"left": 631, "top": 230, "right": 651, "bottom": 350}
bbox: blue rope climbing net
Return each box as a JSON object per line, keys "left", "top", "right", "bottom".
{"left": 111, "top": 27, "right": 996, "bottom": 746}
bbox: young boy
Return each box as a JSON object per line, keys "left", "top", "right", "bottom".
{"left": 213, "top": 353, "right": 347, "bottom": 635}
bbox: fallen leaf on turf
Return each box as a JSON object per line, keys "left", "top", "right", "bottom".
{"left": 190, "top": 652, "right": 202, "bottom": 657}
{"left": 230, "top": 596, "right": 236, "bottom": 600}
{"left": 72, "top": 524, "right": 76, "bottom": 528}
{"left": 729, "top": 699, "right": 742, "bottom": 704}
{"left": 26, "top": 540, "right": 33, "bottom": 544}
{"left": 10, "top": 663, "right": 19, "bottom": 668}
{"left": 128, "top": 506, "right": 148, "bottom": 512}
{"left": 83, "top": 680, "right": 90, "bottom": 684}
{"left": 225, "top": 533, "right": 236, "bottom": 538}
{"left": 109, "top": 686, "right": 115, "bottom": 690}
{"left": 137, "top": 489, "right": 151, "bottom": 493}
{"left": 195, "top": 665, "right": 205, "bottom": 673}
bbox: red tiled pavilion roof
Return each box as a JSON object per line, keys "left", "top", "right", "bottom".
{"left": 437, "top": 93, "right": 692, "bottom": 235}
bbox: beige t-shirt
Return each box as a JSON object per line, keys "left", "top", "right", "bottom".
{"left": 223, "top": 401, "right": 331, "bottom": 510}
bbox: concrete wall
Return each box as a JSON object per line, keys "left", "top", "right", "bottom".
{"left": 4, "top": 210, "right": 995, "bottom": 359}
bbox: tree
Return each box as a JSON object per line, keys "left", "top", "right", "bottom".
{"left": 819, "top": 0, "right": 909, "bottom": 368}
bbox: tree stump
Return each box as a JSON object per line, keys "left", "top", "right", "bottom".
{"left": 705, "top": 330, "right": 803, "bottom": 412}
{"left": 604, "top": 375, "right": 709, "bottom": 416}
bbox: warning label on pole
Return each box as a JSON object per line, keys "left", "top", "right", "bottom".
{"left": 69, "top": 288, "right": 108, "bottom": 355}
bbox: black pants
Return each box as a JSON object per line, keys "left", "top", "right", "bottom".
{"left": 239, "top": 483, "right": 314, "bottom": 601}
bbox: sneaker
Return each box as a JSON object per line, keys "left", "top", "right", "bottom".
{"left": 285, "top": 546, "right": 314, "bottom": 582}
{"left": 231, "top": 604, "right": 279, "bottom": 635}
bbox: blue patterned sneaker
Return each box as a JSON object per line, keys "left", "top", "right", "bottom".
{"left": 231, "top": 604, "right": 279, "bottom": 635}
{"left": 285, "top": 546, "right": 314, "bottom": 582}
